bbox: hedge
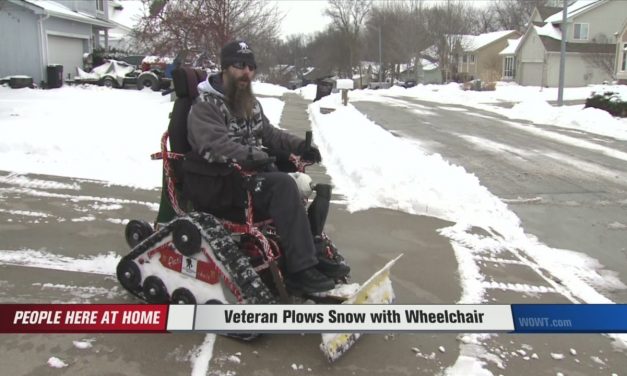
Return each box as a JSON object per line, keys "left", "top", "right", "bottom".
{"left": 584, "top": 91, "right": 627, "bottom": 117}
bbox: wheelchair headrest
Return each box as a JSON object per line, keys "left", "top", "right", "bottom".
{"left": 172, "top": 67, "right": 207, "bottom": 99}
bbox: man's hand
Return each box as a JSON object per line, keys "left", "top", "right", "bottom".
{"left": 297, "top": 141, "right": 322, "bottom": 163}
{"left": 302, "top": 147, "right": 322, "bottom": 163}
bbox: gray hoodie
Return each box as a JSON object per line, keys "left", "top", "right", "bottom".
{"left": 187, "top": 73, "right": 302, "bottom": 163}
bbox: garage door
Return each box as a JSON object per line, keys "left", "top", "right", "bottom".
{"left": 520, "top": 63, "right": 543, "bottom": 86}
{"left": 47, "top": 35, "right": 85, "bottom": 80}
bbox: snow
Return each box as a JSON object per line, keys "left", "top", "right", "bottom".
{"left": 47, "top": 356, "right": 68, "bottom": 368}
{"left": 499, "top": 38, "right": 523, "bottom": 55}
{"left": 0, "top": 85, "right": 285, "bottom": 189}
{"left": 545, "top": 0, "right": 602, "bottom": 23}
{"left": 308, "top": 91, "right": 627, "bottom": 373}
{"left": 349, "top": 82, "right": 627, "bottom": 141}
{"left": 462, "top": 31, "right": 516, "bottom": 52}
{"left": 190, "top": 334, "right": 217, "bottom": 376}
{"left": 535, "top": 23, "right": 562, "bottom": 41}
{"left": 73, "top": 339, "right": 95, "bottom": 349}
{"left": 253, "top": 82, "right": 290, "bottom": 97}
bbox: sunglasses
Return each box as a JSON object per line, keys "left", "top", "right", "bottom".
{"left": 231, "top": 61, "right": 257, "bottom": 71}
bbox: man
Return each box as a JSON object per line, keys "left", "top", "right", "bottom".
{"left": 185, "top": 40, "right": 348, "bottom": 293}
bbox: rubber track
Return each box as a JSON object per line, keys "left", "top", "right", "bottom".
{"left": 117, "top": 213, "right": 276, "bottom": 304}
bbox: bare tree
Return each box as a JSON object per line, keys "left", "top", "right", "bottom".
{"left": 363, "top": 3, "right": 411, "bottom": 84}
{"left": 423, "top": 1, "right": 474, "bottom": 82}
{"left": 324, "top": 0, "right": 373, "bottom": 77}
{"left": 489, "top": 0, "right": 548, "bottom": 32}
{"left": 134, "top": 0, "right": 281, "bottom": 69}
{"left": 585, "top": 54, "right": 616, "bottom": 80}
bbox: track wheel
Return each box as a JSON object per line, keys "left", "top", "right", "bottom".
{"left": 173, "top": 219, "right": 201, "bottom": 256}
{"left": 116, "top": 259, "right": 141, "bottom": 292}
{"left": 171, "top": 288, "right": 196, "bottom": 304}
{"left": 125, "top": 220, "right": 154, "bottom": 248}
{"left": 142, "top": 276, "right": 169, "bottom": 303}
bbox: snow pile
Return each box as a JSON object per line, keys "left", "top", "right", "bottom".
{"left": 253, "top": 82, "right": 290, "bottom": 97}
{"left": 0, "top": 85, "right": 285, "bottom": 188}
{"left": 309, "top": 96, "right": 520, "bottom": 233}
{"left": 508, "top": 98, "right": 627, "bottom": 141}
{"left": 297, "top": 84, "right": 318, "bottom": 101}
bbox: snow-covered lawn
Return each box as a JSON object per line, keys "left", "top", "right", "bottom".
{"left": 0, "top": 85, "right": 285, "bottom": 188}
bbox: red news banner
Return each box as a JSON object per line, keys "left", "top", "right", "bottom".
{"left": 0, "top": 304, "right": 168, "bottom": 333}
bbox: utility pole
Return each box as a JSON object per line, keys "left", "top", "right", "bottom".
{"left": 378, "top": 27, "right": 382, "bottom": 83}
{"left": 557, "top": 0, "right": 568, "bottom": 106}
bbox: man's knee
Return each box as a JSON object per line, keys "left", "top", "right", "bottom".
{"left": 261, "top": 172, "right": 300, "bottom": 197}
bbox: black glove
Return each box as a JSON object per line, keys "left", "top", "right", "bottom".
{"left": 297, "top": 142, "right": 322, "bottom": 163}
{"left": 239, "top": 157, "right": 276, "bottom": 171}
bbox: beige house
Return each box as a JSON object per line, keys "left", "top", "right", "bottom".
{"left": 501, "top": 0, "right": 627, "bottom": 87}
{"left": 616, "top": 19, "right": 627, "bottom": 83}
{"left": 456, "top": 30, "right": 519, "bottom": 82}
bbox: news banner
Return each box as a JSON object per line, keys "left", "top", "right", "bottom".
{"left": 3, "top": 304, "right": 627, "bottom": 333}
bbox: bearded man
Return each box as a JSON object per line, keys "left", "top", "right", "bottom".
{"left": 185, "top": 40, "right": 349, "bottom": 293}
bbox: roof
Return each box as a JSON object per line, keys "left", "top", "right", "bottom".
{"left": 499, "top": 37, "right": 523, "bottom": 55}
{"left": 535, "top": 23, "right": 562, "bottom": 41}
{"left": 539, "top": 35, "right": 615, "bottom": 53}
{"left": 545, "top": 0, "right": 605, "bottom": 23}
{"left": 459, "top": 30, "right": 517, "bottom": 52}
{"left": 21, "top": 0, "right": 115, "bottom": 28}
{"left": 536, "top": 6, "right": 563, "bottom": 21}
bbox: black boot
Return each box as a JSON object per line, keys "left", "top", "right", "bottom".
{"left": 286, "top": 267, "right": 335, "bottom": 293}
{"left": 315, "top": 237, "right": 350, "bottom": 278}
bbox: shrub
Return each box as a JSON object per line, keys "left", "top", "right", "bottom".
{"left": 584, "top": 91, "right": 627, "bottom": 117}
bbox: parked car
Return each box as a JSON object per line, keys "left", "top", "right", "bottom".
{"left": 403, "top": 80, "right": 417, "bottom": 88}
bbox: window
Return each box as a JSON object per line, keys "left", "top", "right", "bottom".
{"left": 470, "top": 54, "right": 475, "bottom": 63}
{"left": 462, "top": 54, "right": 468, "bottom": 63}
{"left": 622, "top": 43, "right": 627, "bottom": 71}
{"left": 573, "top": 23, "right": 589, "bottom": 40}
{"left": 96, "top": 0, "right": 104, "bottom": 12}
{"left": 503, "top": 56, "right": 515, "bottom": 78}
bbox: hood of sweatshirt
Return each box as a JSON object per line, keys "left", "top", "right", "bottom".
{"left": 197, "top": 72, "right": 225, "bottom": 98}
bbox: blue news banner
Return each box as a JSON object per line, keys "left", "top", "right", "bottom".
{"left": 511, "top": 304, "right": 627, "bottom": 333}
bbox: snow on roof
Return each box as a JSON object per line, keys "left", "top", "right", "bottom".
{"left": 460, "top": 30, "right": 516, "bottom": 52}
{"left": 421, "top": 59, "right": 438, "bottom": 71}
{"left": 499, "top": 37, "right": 523, "bottom": 55}
{"left": 535, "top": 22, "right": 562, "bottom": 41}
{"left": 23, "top": 0, "right": 115, "bottom": 28}
{"left": 108, "top": 0, "right": 144, "bottom": 29}
{"left": 544, "top": 0, "right": 603, "bottom": 23}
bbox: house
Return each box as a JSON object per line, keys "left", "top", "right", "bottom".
{"left": 399, "top": 59, "right": 442, "bottom": 85}
{"left": 616, "top": 19, "right": 627, "bottom": 83}
{"left": 0, "top": 0, "right": 115, "bottom": 84}
{"left": 105, "top": 0, "right": 141, "bottom": 52}
{"left": 501, "top": 0, "right": 627, "bottom": 87}
{"left": 456, "top": 30, "right": 519, "bottom": 82}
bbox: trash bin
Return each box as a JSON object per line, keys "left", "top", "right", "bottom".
{"left": 47, "top": 65, "right": 63, "bottom": 88}
{"left": 314, "top": 80, "right": 333, "bottom": 102}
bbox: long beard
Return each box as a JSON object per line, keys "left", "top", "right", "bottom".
{"left": 225, "top": 76, "right": 255, "bottom": 119}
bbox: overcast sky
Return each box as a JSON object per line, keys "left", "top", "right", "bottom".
{"left": 118, "top": 0, "right": 494, "bottom": 40}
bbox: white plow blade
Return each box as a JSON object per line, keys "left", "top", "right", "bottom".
{"left": 319, "top": 254, "right": 403, "bottom": 362}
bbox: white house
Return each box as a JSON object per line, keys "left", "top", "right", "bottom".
{"left": 0, "top": 0, "right": 115, "bottom": 83}
{"left": 500, "top": 0, "right": 627, "bottom": 87}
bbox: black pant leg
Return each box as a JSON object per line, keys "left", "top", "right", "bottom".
{"left": 252, "top": 172, "right": 318, "bottom": 273}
